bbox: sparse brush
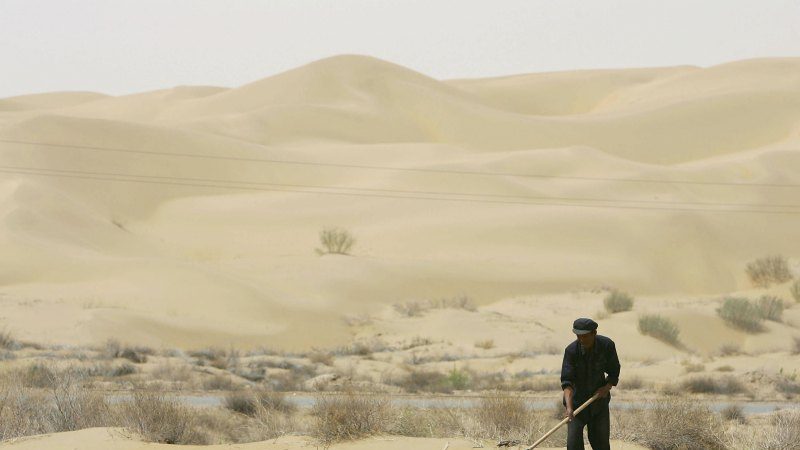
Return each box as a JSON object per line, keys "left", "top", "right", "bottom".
{"left": 791, "top": 279, "right": 800, "bottom": 303}
{"left": 756, "top": 295, "right": 784, "bottom": 322}
{"left": 680, "top": 375, "right": 749, "bottom": 395}
{"left": 309, "top": 351, "right": 334, "bottom": 366}
{"left": 638, "top": 314, "right": 680, "bottom": 346}
{"left": 717, "top": 297, "right": 764, "bottom": 332}
{"left": 720, "top": 404, "right": 747, "bottom": 424}
{"left": 474, "top": 339, "right": 495, "bottom": 350}
{"left": 116, "top": 388, "right": 209, "bottom": 445}
{"left": 604, "top": 290, "right": 634, "bottom": 313}
{"left": 315, "top": 227, "right": 355, "bottom": 255}
{"left": 473, "top": 392, "right": 531, "bottom": 440}
{"left": 311, "top": 393, "right": 389, "bottom": 445}
{"left": 613, "top": 398, "right": 726, "bottom": 449}
{"left": 746, "top": 255, "right": 792, "bottom": 288}
{"left": 0, "top": 329, "right": 16, "bottom": 350}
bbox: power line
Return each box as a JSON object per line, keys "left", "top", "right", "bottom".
{"left": 2, "top": 164, "right": 800, "bottom": 215}
{"left": 2, "top": 138, "right": 798, "bottom": 188}
{"left": 0, "top": 163, "right": 798, "bottom": 210}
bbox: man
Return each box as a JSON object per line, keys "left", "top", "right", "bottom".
{"left": 560, "top": 318, "right": 621, "bottom": 450}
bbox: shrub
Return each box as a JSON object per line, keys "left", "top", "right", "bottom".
{"left": 224, "top": 391, "right": 259, "bottom": 416}
{"left": 717, "top": 297, "right": 764, "bottom": 332}
{"left": 604, "top": 290, "right": 634, "bottom": 313}
{"left": 400, "top": 370, "right": 452, "bottom": 393}
{"left": 474, "top": 339, "right": 495, "bottom": 350}
{"left": 622, "top": 375, "right": 645, "bottom": 390}
{"left": 719, "top": 404, "right": 746, "bottom": 424}
{"left": 793, "top": 336, "right": 800, "bottom": 355}
{"left": 613, "top": 398, "right": 726, "bottom": 449}
{"left": 309, "top": 351, "right": 334, "bottom": 366}
{"left": 446, "top": 367, "right": 470, "bottom": 391}
{"left": 315, "top": 227, "right": 355, "bottom": 255}
{"left": 0, "top": 330, "right": 16, "bottom": 350}
{"left": 117, "top": 388, "right": 209, "bottom": 444}
{"left": 746, "top": 255, "right": 792, "bottom": 288}
{"left": 791, "top": 279, "right": 800, "bottom": 303}
{"left": 311, "top": 393, "right": 389, "bottom": 445}
{"left": 756, "top": 295, "right": 784, "bottom": 322}
{"left": 680, "top": 375, "right": 749, "bottom": 395}
{"left": 715, "top": 343, "right": 743, "bottom": 357}
{"left": 638, "top": 314, "right": 680, "bottom": 346}
{"left": 474, "top": 393, "right": 530, "bottom": 439}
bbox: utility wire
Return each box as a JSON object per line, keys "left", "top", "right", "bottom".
{"left": 1, "top": 138, "right": 798, "bottom": 188}
{"left": 0, "top": 163, "right": 797, "bottom": 210}
{"left": 2, "top": 165, "right": 800, "bottom": 215}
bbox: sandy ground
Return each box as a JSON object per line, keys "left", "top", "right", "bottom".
{"left": 0, "top": 428, "right": 648, "bottom": 450}
{"left": 1, "top": 55, "right": 798, "bottom": 352}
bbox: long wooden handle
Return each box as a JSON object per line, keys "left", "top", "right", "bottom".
{"left": 525, "top": 392, "right": 601, "bottom": 450}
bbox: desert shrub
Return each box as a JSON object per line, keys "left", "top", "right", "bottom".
{"left": 622, "top": 375, "right": 645, "bottom": 390}
{"left": 308, "top": 351, "right": 334, "bottom": 366}
{"left": 792, "top": 336, "right": 800, "bottom": 355}
{"left": 311, "top": 393, "right": 389, "bottom": 445}
{"left": 0, "top": 330, "right": 16, "bottom": 350}
{"left": 683, "top": 363, "right": 705, "bottom": 374}
{"left": 393, "top": 301, "right": 424, "bottom": 317}
{"left": 446, "top": 367, "right": 470, "bottom": 390}
{"left": 400, "top": 370, "right": 452, "bottom": 393}
{"left": 791, "top": 279, "right": 800, "bottom": 303}
{"left": 746, "top": 255, "right": 792, "bottom": 288}
{"left": 474, "top": 339, "right": 495, "bottom": 350}
{"left": 715, "top": 365, "right": 735, "bottom": 372}
{"left": 613, "top": 398, "right": 726, "bottom": 449}
{"left": 604, "top": 290, "right": 634, "bottom": 313}
{"left": 473, "top": 393, "right": 531, "bottom": 440}
{"left": 224, "top": 391, "right": 259, "bottom": 416}
{"left": 638, "top": 314, "right": 680, "bottom": 346}
{"left": 315, "top": 227, "right": 355, "bottom": 255}
{"left": 775, "top": 376, "right": 800, "bottom": 396}
{"left": 719, "top": 404, "right": 747, "bottom": 424}
{"left": 715, "top": 343, "right": 743, "bottom": 357}
{"left": 756, "top": 295, "right": 784, "bottom": 322}
{"left": 47, "top": 369, "right": 111, "bottom": 432}
{"left": 680, "top": 375, "right": 749, "bottom": 395}
{"left": 20, "top": 363, "right": 57, "bottom": 388}
{"left": 117, "top": 388, "right": 209, "bottom": 444}
{"left": 202, "top": 374, "right": 236, "bottom": 391}
{"left": 717, "top": 297, "right": 764, "bottom": 332}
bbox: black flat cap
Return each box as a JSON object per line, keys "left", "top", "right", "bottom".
{"left": 573, "top": 318, "right": 598, "bottom": 335}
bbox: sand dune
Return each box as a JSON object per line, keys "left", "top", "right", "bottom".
{"left": 0, "top": 55, "right": 799, "bottom": 350}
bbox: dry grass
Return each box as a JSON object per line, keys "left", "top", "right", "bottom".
{"left": 474, "top": 339, "right": 495, "bottom": 350}
{"left": 473, "top": 393, "right": 531, "bottom": 441}
{"left": 720, "top": 404, "right": 747, "bottom": 424}
{"left": 604, "top": 290, "right": 634, "bottom": 313}
{"left": 723, "top": 410, "right": 800, "bottom": 449}
{"left": 613, "top": 397, "right": 726, "bottom": 450}
{"left": 311, "top": 392, "right": 390, "bottom": 445}
{"left": 746, "top": 255, "right": 792, "bottom": 288}
{"left": 116, "top": 388, "right": 210, "bottom": 444}
{"left": 679, "top": 375, "right": 750, "bottom": 395}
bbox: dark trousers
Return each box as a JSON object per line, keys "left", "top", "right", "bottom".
{"left": 566, "top": 401, "right": 610, "bottom": 450}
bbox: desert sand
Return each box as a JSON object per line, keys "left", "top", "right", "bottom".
{"left": 0, "top": 428, "right": 647, "bottom": 450}
{"left": 0, "top": 55, "right": 798, "bottom": 352}
{"left": 1, "top": 56, "right": 799, "bottom": 449}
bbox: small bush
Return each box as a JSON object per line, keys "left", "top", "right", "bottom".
{"left": 400, "top": 370, "right": 452, "bottom": 393}
{"left": 315, "top": 227, "right": 355, "bottom": 255}
{"left": 613, "top": 398, "right": 726, "bottom": 449}
{"left": 792, "top": 336, "right": 800, "bottom": 355}
{"left": 756, "top": 295, "right": 784, "bottom": 322}
{"left": 604, "top": 290, "right": 634, "bottom": 313}
{"left": 474, "top": 339, "right": 495, "bottom": 350}
{"left": 683, "top": 363, "right": 705, "bottom": 374}
{"left": 638, "top": 314, "right": 680, "bottom": 346}
{"left": 0, "top": 329, "right": 16, "bottom": 350}
{"left": 446, "top": 367, "right": 470, "bottom": 391}
{"left": 717, "top": 297, "right": 764, "bottom": 332}
{"left": 474, "top": 393, "right": 530, "bottom": 439}
{"left": 308, "top": 351, "right": 334, "bottom": 366}
{"left": 311, "top": 393, "right": 389, "bottom": 445}
{"left": 720, "top": 404, "right": 746, "bottom": 424}
{"left": 791, "top": 279, "right": 800, "bottom": 303}
{"left": 622, "top": 375, "right": 645, "bottom": 390}
{"left": 680, "top": 375, "right": 749, "bottom": 395}
{"left": 715, "top": 365, "right": 735, "bottom": 372}
{"left": 715, "top": 343, "right": 743, "bottom": 357}
{"left": 746, "top": 255, "right": 792, "bottom": 288}
{"left": 117, "top": 388, "right": 209, "bottom": 445}
{"left": 224, "top": 391, "right": 259, "bottom": 416}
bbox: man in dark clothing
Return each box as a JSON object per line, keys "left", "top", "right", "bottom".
{"left": 561, "top": 318, "right": 621, "bottom": 450}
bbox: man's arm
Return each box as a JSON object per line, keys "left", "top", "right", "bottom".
{"left": 560, "top": 346, "right": 576, "bottom": 420}
{"left": 597, "top": 340, "right": 621, "bottom": 398}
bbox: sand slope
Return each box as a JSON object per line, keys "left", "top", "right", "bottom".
{"left": 0, "top": 55, "right": 799, "bottom": 350}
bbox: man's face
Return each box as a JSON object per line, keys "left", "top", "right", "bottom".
{"left": 576, "top": 329, "right": 597, "bottom": 348}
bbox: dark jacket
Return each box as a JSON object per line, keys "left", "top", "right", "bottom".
{"left": 560, "top": 335, "right": 620, "bottom": 410}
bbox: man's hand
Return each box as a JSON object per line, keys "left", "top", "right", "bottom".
{"left": 564, "top": 406, "right": 574, "bottom": 422}
{"left": 595, "top": 383, "right": 612, "bottom": 398}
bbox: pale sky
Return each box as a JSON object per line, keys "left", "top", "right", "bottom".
{"left": 1, "top": 0, "right": 799, "bottom": 98}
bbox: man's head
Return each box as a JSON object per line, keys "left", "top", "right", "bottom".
{"left": 573, "top": 318, "right": 598, "bottom": 348}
